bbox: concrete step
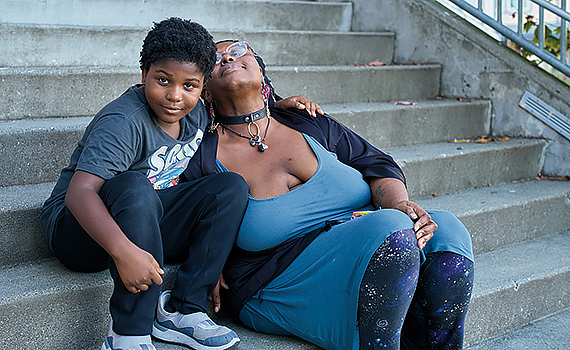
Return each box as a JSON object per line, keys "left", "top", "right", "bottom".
{"left": 464, "top": 232, "right": 570, "bottom": 345}
{"left": 0, "top": 0, "right": 352, "bottom": 32}
{"left": 2, "top": 232, "right": 568, "bottom": 349}
{"left": 0, "top": 117, "right": 90, "bottom": 187}
{"left": 328, "top": 99, "right": 491, "bottom": 148}
{"left": 2, "top": 175, "right": 567, "bottom": 268}
{"left": 0, "top": 23, "right": 395, "bottom": 68}
{"left": 0, "top": 257, "right": 317, "bottom": 350}
{"left": 387, "top": 138, "right": 547, "bottom": 198}
{"left": 465, "top": 307, "right": 570, "bottom": 350}
{"left": 0, "top": 65, "right": 441, "bottom": 120}
{"left": 0, "top": 100, "right": 487, "bottom": 187}
{"left": 415, "top": 179, "right": 570, "bottom": 255}
{"left": 269, "top": 64, "right": 441, "bottom": 105}
{"left": 0, "top": 183, "right": 56, "bottom": 267}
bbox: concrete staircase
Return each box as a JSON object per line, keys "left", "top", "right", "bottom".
{"left": 1, "top": 0, "right": 570, "bottom": 349}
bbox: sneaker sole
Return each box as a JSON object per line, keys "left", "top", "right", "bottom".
{"left": 152, "top": 321, "right": 240, "bottom": 350}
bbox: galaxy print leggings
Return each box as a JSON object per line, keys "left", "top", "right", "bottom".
{"left": 358, "top": 229, "right": 474, "bottom": 350}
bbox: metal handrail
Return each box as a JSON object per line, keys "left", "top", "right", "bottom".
{"left": 446, "top": 0, "right": 570, "bottom": 77}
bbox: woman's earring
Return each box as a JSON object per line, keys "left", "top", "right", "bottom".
{"left": 261, "top": 78, "right": 270, "bottom": 101}
{"left": 207, "top": 102, "right": 220, "bottom": 132}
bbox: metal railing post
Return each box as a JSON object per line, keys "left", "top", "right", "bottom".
{"left": 446, "top": 0, "right": 570, "bottom": 76}
{"left": 562, "top": 0, "right": 568, "bottom": 64}
{"left": 498, "top": 0, "right": 503, "bottom": 23}
{"left": 539, "top": 5, "right": 545, "bottom": 49}
{"left": 518, "top": 0, "right": 524, "bottom": 35}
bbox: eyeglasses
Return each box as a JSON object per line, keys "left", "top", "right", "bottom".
{"left": 215, "top": 41, "right": 249, "bottom": 65}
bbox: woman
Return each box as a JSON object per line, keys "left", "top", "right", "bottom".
{"left": 181, "top": 40, "right": 474, "bottom": 350}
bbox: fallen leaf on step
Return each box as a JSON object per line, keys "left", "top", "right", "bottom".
{"left": 491, "top": 191, "right": 497, "bottom": 194}
{"left": 394, "top": 101, "right": 418, "bottom": 105}
{"left": 432, "top": 193, "right": 440, "bottom": 197}
{"left": 413, "top": 61, "right": 423, "bottom": 65}
{"left": 475, "top": 137, "right": 488, "bottom": 144}
{"left": 368, "top": 61, "right": 386, "bottom": 66}
{"left": 353, "top": 61, "right": 386, "bottom": 67}
{"left": 540, "top": 175, "right": 570, "bottom": 181}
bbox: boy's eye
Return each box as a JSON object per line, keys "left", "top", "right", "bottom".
{"left": 157, "top": 77, "right": 169, "bottom": 84}
{"left": 184, "top": 83, "right": 196, "bottom": 90}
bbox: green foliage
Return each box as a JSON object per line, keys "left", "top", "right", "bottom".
{"left": 511, "top": 6, "right": 570, "bottom": 86}
{"left": 520, "top": 14, "right": 570, "bottom": 62}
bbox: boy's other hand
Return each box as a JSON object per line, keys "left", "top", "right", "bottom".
{"left": 208, "top": 274, "right": 229, "bottom": 313}
{"left": 114, "top": 244, "right": 164, "bottom": 294}
{"left": 275, "top": 95, "right": 323, "bottom": 117}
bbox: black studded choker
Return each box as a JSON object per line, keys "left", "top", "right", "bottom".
{"left": 216, "top": 106, "right": 267, "bottom": 125}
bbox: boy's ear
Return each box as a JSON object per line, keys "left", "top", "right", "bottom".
{"left": 141, "top": 69, "right": 148, "bottom": 85}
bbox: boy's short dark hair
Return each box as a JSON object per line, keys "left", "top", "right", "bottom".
{"left": 140, "top": 17, "right": 216, "bottom": 81}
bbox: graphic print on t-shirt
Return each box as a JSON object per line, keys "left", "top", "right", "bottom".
{"left": 147, "top": 129, "right": 203, "bottom": 189}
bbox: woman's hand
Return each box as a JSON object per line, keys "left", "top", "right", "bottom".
{"left": 393, "top": 200, "right": 437, "bottom": 249}
{"left": 274, "top": 95, "right": 323, "bottom": 117}
{"left": 112, "top": 244, "right": 164, "bottom": 294}
{"left": 208, "top": 273, "right": 229, "bottom": 313}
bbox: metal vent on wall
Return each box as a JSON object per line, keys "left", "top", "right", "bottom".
{"left": 519, "top": 90, "right": 570, "bottom": 141}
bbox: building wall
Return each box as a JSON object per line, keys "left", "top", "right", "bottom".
{"left": 342, "top": 0, "right": 570, "bottom": 175}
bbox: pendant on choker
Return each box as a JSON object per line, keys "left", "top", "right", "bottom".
{"left": 219, "top": 114, "right": 271, "bottom": 152}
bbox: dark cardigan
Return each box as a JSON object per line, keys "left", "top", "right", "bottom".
{"left": 181, "top": 107, "right": 406, "bottom": 319}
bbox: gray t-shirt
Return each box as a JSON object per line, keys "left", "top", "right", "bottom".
{"left": 41, "top": 85, "right": 209, "bottom": 243}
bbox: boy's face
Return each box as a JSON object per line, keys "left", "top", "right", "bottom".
{"left": 141, "top": 59, "right": 204, "bottom": 131}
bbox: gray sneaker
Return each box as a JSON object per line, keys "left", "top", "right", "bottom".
{"left": 101, "top": 321, "right": 156, "bottom": 350}
{"left": 152, "top": 290, "right": 240, "bottom": 350}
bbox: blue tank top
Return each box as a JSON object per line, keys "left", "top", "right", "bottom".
{"left": 217, "top": 134, "right": 372, "bottom": 251}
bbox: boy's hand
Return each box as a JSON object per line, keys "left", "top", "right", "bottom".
{"left": 275, "top": 95, "right": 323, "bottom": 117}
{"left": 113, "top": 244, "right": 164, "bottom": 294}
{"left": 208, "top": 274, "right": 229, "bottom": 313}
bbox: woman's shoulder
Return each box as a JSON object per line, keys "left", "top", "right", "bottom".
{"left": 271, "top": 107, "right": 347, "bottom": 149}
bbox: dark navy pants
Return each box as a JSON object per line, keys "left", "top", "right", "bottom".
{"left": 50, "top": 171, "right": 248, "bottom": 335}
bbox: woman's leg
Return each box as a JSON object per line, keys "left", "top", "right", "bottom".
{"left": 401, "top": 252, "right": 474, "bottom": 350}
{"left": 358, "top": 228, "right": 420, "bottom": 350}
{"left": 401, "top": 210, "right": 474, "bottom": 350}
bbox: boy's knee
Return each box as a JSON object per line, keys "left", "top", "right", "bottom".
{"left": 100, "top": 172, "right": 161, "bottom": 214}
{"left": 212, "top": 172, "right": 249, "bottom": 203}
{"left": 215, "top": 172, "right": 248, "bottom": 193}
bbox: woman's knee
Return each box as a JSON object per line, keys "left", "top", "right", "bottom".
{"left": 429, "top": 210, "right": 470, "bottom": 240}
{"left": 370, "top": 208, "right": 415, "bottom": 233}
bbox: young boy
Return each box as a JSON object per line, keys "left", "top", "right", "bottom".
{"left": 40, "top": 18, "right": 246, "bottom": 350}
